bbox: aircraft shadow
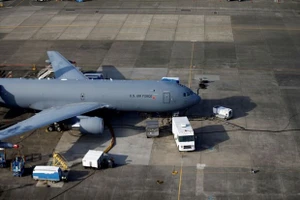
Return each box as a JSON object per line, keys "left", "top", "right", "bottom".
{"left": 59, "top": 119, "right": 131, "bottom": 165}
{"left": 58, "top": 133, "right": 112, "bottom": 166}
{"left": 3, "top": 108, "right": 35, "bottom": 119}
{"left": 187, "top": 95, "right": 256, "bottom": 119}
{"left": 88, "top": 109, "right": 148, "bottom": 138}
{"left": 194, "top": 125, "right": 229, "bottom": 152}
{"left": 102, "top": 65, "right": 127, "bottom": 80}
{"left": 0, "top": 87, "right": 37, "bottom": 119}
{"left": 81, "top": 65, "right": 126, "bottom": 80}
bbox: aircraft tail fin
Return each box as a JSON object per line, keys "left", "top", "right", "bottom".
{"left": 47, "top": 51, "right": 87, "bottom": 80}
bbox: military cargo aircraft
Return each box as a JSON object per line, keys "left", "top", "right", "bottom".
{"left": 0, "top": 51, "right": 201, "bottom": 147}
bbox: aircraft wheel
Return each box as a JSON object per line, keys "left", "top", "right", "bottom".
{"left": 47, "top": 126, "right": 54, "bottom": 132}
{"left": 56, "top": 126, "right": 62, "bottom": 132}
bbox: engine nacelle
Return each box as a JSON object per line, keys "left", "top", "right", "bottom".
{"left": 70, "top": 116, "right": 104, "bottom": 134}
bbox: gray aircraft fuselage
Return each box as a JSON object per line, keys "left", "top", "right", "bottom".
{"left": 0, "top": 78, "right": 201, "bottom": 113}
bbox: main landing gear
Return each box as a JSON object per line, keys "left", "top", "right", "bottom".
{"left": 47, "top": 123, "right": 63, "bottom": 132}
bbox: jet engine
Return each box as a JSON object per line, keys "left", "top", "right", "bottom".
{"left": 70, "top": 116, "right": 104, "bottom": 134}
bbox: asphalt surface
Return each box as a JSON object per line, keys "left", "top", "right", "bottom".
{"left": 0, "top": 0, "right": 300, "bottom": 199}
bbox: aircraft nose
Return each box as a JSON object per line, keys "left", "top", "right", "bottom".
{"left": 189, "top": 93, "right": 201, "bottom": 107}
{"left": 194, "top": 94, "right": 201, "bottom": 104}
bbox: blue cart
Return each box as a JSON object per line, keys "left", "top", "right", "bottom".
{"left": 32, "top": 166, "right": 67, "bottom": 182}
{"left": 12, "top": 156, "right": 25, "bottom": 177}
{"left": 0, "top": 148, "right": 6, "bottom": 168}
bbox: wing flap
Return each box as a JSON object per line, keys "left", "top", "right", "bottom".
{"left": 0, "top": 102, "right": 105, "bottom": 141}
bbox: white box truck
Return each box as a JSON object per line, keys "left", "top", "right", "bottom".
{"left": 172, "top": 117, "right": 195, "bottom": 151}
{"left": 82, "top": 150, "right": 114, "bottom": 169}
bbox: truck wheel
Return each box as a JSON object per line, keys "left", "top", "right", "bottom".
{"left": 108, "top": 160, "right": 114, "bottom": 168}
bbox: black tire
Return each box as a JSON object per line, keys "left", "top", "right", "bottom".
{"left": 56, "top": 126, "right": 62, "bottom": 132}
{"left": 47, "top": 126, "right": 54, "bottom": 132}
{"left": 108, "top": 160, "right": 114, "bottom": 168}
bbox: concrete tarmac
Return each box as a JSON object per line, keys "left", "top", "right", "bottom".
{"left": 0, "top": 0, "right": 300, "bottom": 199}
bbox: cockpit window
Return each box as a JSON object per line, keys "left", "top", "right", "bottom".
{"left": 184, "top": 91, "right": 194, "bottom": 97}
{"left": 183, "top": 89, "right": 194, "bottom": 97}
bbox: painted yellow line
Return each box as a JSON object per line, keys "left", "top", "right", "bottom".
{"left": 15, "top": 0, "right": 25, "bottom": 7}
{"left": 188, "top": 42, "right": 195, "bottom": 88}
{"left": 177, "top": 156, "right": 183, "bottom": 200}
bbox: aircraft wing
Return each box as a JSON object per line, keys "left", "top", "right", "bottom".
{"left": 47, "top": 51, "right": 87, "bottom": 80}
{"left": 0, "top": 102, "right": 105, "bottom": 141}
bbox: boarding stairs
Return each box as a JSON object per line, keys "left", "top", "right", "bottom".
{"left": 52, "top": 153, "right": 68, "bottom": 171}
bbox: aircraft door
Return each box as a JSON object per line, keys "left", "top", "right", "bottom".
{"left": 163, "top": 92, "right": 170, "bottom": 104}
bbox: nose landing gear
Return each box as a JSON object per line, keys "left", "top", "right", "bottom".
{"left": 197, "top": 78, "right": 209, "bottom": 95}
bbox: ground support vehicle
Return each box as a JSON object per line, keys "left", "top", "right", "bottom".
{"left": 82, "top": 150, "right": 114, "bottom": 169}
{"left": 172, "top": 117, "right": 195, "bottom": 152}
{"left": 12, "top": 156, "right": 25, "bottom": 177}
{"left": 32, "top": 166, "right": 67, "bottom": 182}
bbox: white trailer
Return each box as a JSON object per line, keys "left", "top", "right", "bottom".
{"left": 82, "top": 150, "right": 114, "bottom": 169}
{"left": 213, "top": 106, "right": 233, "bottom": 120}
{"left": 172, "top": 117, "right": 195, "bottom": 152}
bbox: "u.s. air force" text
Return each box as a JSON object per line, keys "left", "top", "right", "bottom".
{"left": 129, "top": 94, "right": 153, "bottom": 98}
